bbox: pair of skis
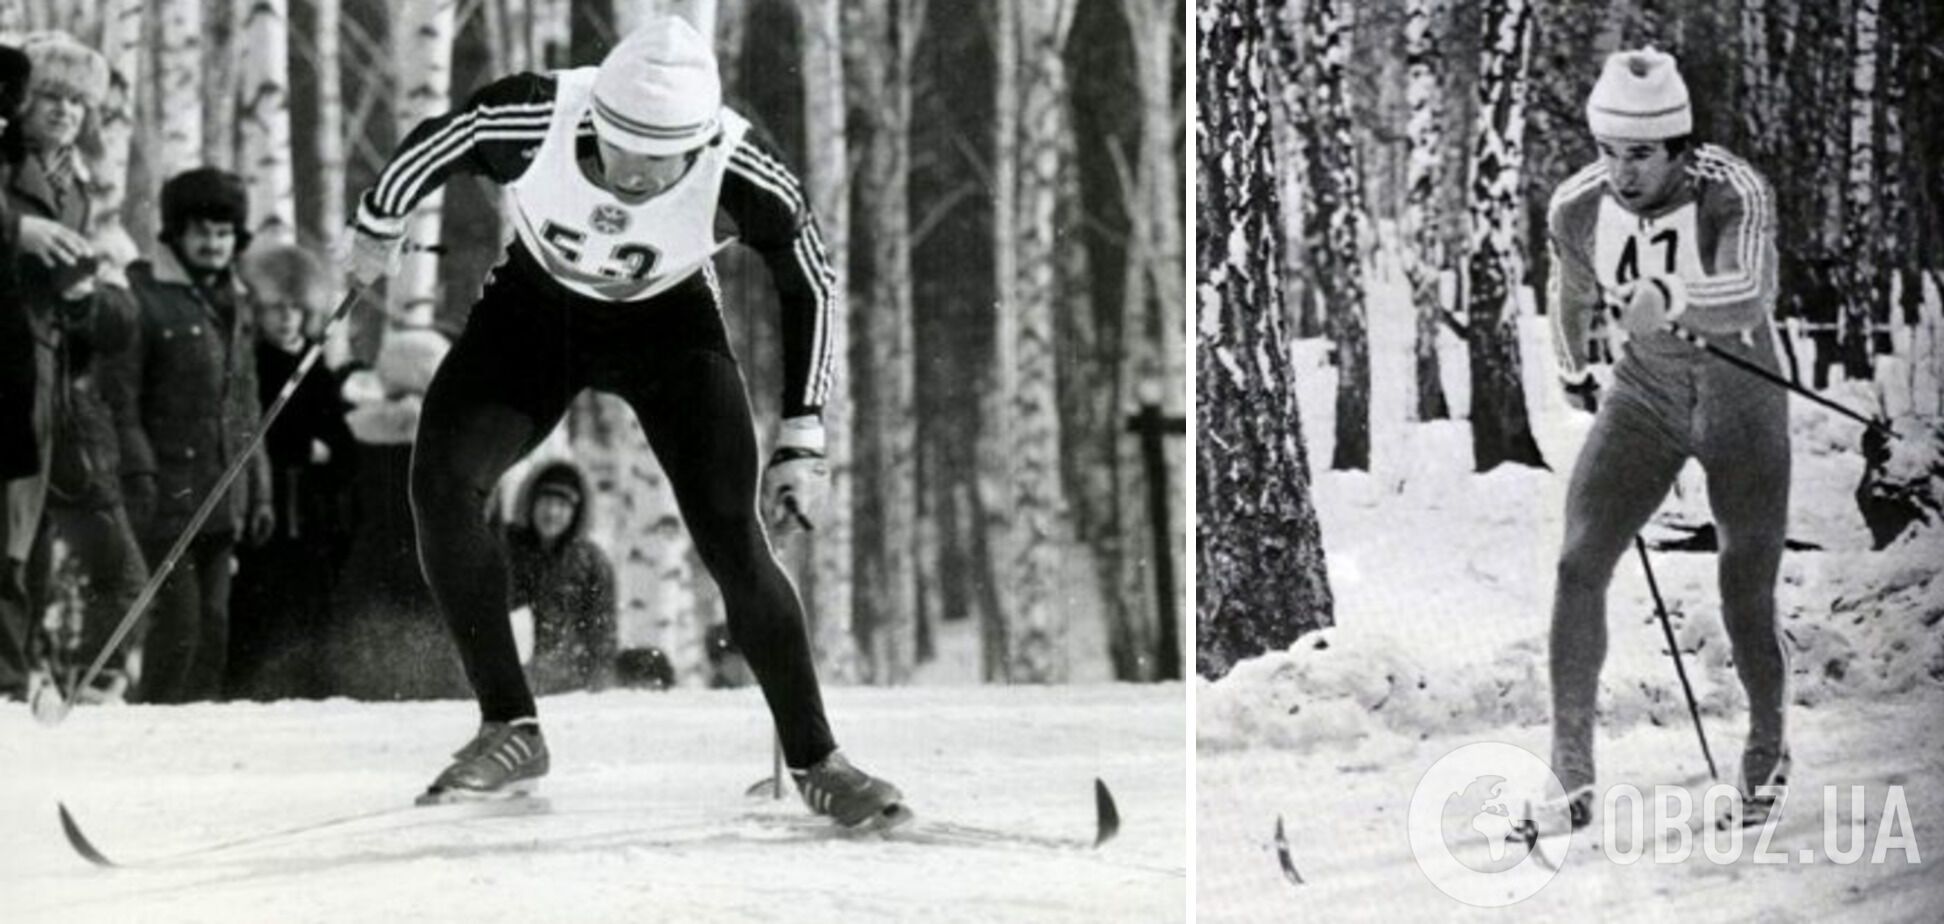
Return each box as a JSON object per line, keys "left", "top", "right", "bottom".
{"left": 56, "top": 778, "right": 1123, "bottom": 870}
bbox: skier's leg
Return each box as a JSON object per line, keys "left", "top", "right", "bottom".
{"left": 1550, "top": 394, "right": 1685, "bottom": 792}
{"left": 411, "top": 289, "right": 578, "bottom": 725}
{"left": 621, "top": 349, "right": 836, "bottom": 770}
{"left": 1697, "top": 352, "right": 1792, "bottom": 785}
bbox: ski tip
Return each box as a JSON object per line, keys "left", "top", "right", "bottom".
{"left": 1093, "top": 778, "right": 1120, "bottom": 849}
{"left": 57, "top": 802, "right": 117, "bottom": 868}
{"left": 1274, "top": 814, "right": 1305, "bottom": 885}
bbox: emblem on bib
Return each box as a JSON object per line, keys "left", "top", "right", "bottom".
{"left": 590, "top": 204, "right": 629, "bottom": 235}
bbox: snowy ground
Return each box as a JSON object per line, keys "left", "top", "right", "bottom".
{"left": 1198, "top": 268, "right": 1944, "bottom": 921}
{"left": 3, "top": 685, "right": 1185, "bottom": 923}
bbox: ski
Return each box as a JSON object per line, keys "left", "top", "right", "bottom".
{"left": 57, "top": 795, "right": 551, "bottom": 869}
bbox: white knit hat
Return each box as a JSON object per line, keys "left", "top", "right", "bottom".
{"left": 590, "top": 17, "right": 721, "bottom": 156}
{"left": 1586, "top": 48, "right": 1691, "bottom": 140}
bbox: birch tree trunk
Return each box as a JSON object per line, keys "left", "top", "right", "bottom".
{"left": 1463, "top": 0, "right": 1544, "bottom": 472}
{"left": 1843, "top": 0, "right": 1882, "bottom": 359}
{"left": 0, "top": 1, "right": 22, "bottom": 38}
{"left": 1002, "top": 0, "right": 1077, "bottom": 682}
{"left": 239, "top": 0, "right": 296, "bottom": 246}
{"left": 86, "top": 0, "right": 144, "bottom": 246}
{"left": 800, "top": 0, "right": 859, "bottom": 682}
{"left": 155, "top": 0, "right": 204, "bottom": 182}
{"left": 204, "top": 0, "right": 239, "bottom": 171}
{"left": 1404, "top": 0, "right": 1451, "bottom": 421}
{"left": 1198, "top": 0, "right": 1332, "bottom": 679}
{"left": 1877, "top": 0, "right": 1910, "bottom": 330}
{"left": 1738, "top": 0, "right": 1771, "bottom": 162}
{"left": 1299, "top": 0, "right": 1370, "bottom": 471}
{"left": 312, "top": 0, "right": 346, "bottom": 254}
{"left": 982, "top": 0, "right": 1019, "bottom": 683}
{"left": 389, "top": 0, "right": 456, "bottom": 328}
{"left": 845, "top": 0, "right": 919, "bottom": 684}
{"left": 530, "top": 0, "right": 568, "bottom": 68}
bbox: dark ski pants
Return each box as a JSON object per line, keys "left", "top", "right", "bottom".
{"left": 138, "top": 532, "right": 236, "bottom": 704}
{"left": 411, "top": 262, "right": 837, "bottom": 769}
{"left": 1550, "top": 333, "right": 1791, "bottom": 793}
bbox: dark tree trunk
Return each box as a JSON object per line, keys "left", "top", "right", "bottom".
{"left": 1196, "top": 0, "right": 1333, "bottom": 681}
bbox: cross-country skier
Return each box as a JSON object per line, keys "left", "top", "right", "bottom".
{"left": 1534, "top": 48, "right": 1790, "bottom": 834}
{"left": 340, "top": 16, "right": 904, "bottom": 828}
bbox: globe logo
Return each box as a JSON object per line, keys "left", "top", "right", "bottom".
{"left": 1439, "top": 774, "right": 1525, "bottom": 873}
{"left": 1408, "top": 741, "right": 1568, "bottom": 907}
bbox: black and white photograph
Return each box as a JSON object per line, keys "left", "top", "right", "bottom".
{"left": 0, "top": 1, "right": 1190, "bottom": 920}
{"left": 1196, "top": 0, "right": 1941, "bottom": 919}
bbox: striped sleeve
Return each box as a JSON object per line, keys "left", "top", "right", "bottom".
{"left": 1546, "top": 163, "right": 1607, "bottom": 382}
{"left": 1680, "top": 148, "right": 1777, "bottom": 335}
{"left": 720, "top": 125, "right": 838, "bottom": 418}
{"left": 353, "top": 73, "right": 559, "bottom": 238}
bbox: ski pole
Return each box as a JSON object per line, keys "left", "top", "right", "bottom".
{"left": 1667, "top": 322, "right": 1899, "bottom": 441}
{"left": 1635, "top": 535, "right": 1718, "bottom": 782}
{"left": 52, "top": 281, "right": 372, "bottom": 718}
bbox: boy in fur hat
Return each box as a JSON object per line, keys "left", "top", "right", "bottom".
{"left": 227, "top": 244, "right": 358, "bottom": 700}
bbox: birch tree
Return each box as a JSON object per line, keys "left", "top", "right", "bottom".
{"left": 1462, "top": 0, "right": 1544, "bottom": 472}
{"left": 86, "top": 0, "right": 144, "bottom": 246}
{"left": 389, "top": 0, "right": 456, "bottom": 327}
{"left": 1003, "top": 0, "right": 1078, "bottom": 681}
{"left": 239, "top": 0, "right": 296, "bottom": 245}
{"left": 155, "top": 0, "right": 203, "bottom": 182}
{"left": 1841, "top": 0, "right": 1881, "bottom": 358}
{"left": 1198, "top": 0, "right": 1333, "bottom": 679}
{"left": 204, "top": 0, "right": 239, "bottom": 171}
{"left": 1298, "top": 0, "right": 1371, "bottom": 470}
{"left": 984, "top": 0, "right": 1019, "bottom": 682}
{"left": 0, "top": 0, "right": 22, "bottom": 38}
{"left": 312, "top": 0, "right": 346, "bottom": 251}
{"left": 1403, "top": 0, "right": 1451, "bottom": 421}
{"left": 800, "top": 0, "right": 859, "bottom": 682}
{"left": 845, "top": 0, "right": 920, "bottom": 684}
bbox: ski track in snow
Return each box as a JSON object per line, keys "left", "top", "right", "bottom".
{"left": 2, "top": 686, "right": 1185, "bottom": 923}
{"left": 1199, "top": 273, "right": 1943, "bottom": 920}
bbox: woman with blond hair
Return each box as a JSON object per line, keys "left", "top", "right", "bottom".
{"left": 6, "top": 32, "right": 147, "bottom": 705}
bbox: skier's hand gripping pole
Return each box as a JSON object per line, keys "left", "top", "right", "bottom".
{"left": 47, "top": 281, "right": 375, "bottom": 723}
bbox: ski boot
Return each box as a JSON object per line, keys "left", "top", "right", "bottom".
{"left": 417, "top": 719, "right": 550, "bottom": 805}
{"left": 791, "top": 750, "right": 910, "bottom": 830}
{"left": 1717, "top": 748, "right": 1790, "bottom": 831}
{"left": 1511, "top": 783, "right": 1595, "bottom": 842}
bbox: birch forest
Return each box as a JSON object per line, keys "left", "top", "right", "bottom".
{"left": 1198, "top": 0, "right": 1944, "bottom": 675}
{"left": 6, "top": 0, "right": 1187, "bottom": 688}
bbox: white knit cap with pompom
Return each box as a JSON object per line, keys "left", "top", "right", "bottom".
{"left": 1586, "top": 48, "right": 1691, "bottom": 141}
{"left": 590, "top": 16, "right": 721, "bottom": 156}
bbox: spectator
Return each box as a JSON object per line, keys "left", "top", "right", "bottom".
{"left": 0, "top": 41, "right": 95, "bottom": 701}
{"left": 5, "top": 35, "right": 147, "bottom": 704}
{"left": 505, "top": 460, "right": 617, "bottom": 695}
{"left": 103, "top": 167, "right": 273, "bottom": 704}
{"left": 227, "top": 244, "right": 357, "bottom": 700}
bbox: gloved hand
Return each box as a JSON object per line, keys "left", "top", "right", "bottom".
{"left": 122, "top": 473, "right": 156, "bottom": 533}
{"left": 1619, "top": 277, "right": 1682, "bottom": 340}
{"left": 339, "top": 226, "right": 404, "bottom": 287}
{"left": 247, "top": 503, "right": 276, "bottom": 547}
{"left": 761, "top": 416, "right": 829, "bottom": 534}
{"left": 1561, "top": 371, "right": 1600, "bottom": 414}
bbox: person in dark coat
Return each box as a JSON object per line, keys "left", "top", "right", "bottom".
{"left": 102, "top": 167, "right": 274, "bottom": 704}
{"left": 7, "top": 34, "right": 148, "bottom": 703}
{"left": 227, "top": 244, "right": 357, "bottom": 700}
{"left": 505, "top": 461, "right": 617, "bottom": 695}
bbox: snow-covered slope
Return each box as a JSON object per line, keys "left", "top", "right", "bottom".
{"left": 1198, "top": 269, "right": 1943, "bottom": 921}
{"left": 3, "top": 686, "right": 1185, "bottom": 923}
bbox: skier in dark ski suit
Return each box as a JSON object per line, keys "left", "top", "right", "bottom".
{"left": 341, "top": 16, "right": 903, "bottom": 827}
